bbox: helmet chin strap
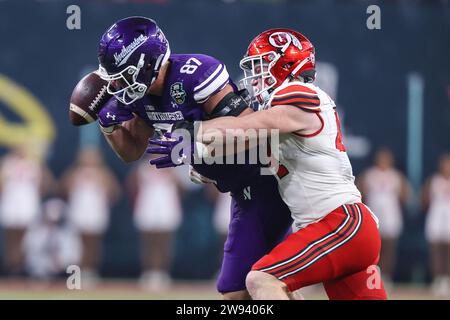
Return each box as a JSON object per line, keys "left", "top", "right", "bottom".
{"left": 151, "top": 46, "right": 171, "bottom": 85}
{"left": 259, "top": 89, "right": 274, "bottom": 110}
{"left": 259, "top": 57, "right": 311, "bottom": 110}
{"left": 134, "top": 53, "right": 146, "bottom": 82}
{"left": 283, "top": 57, "right": 311, "bottom": 85}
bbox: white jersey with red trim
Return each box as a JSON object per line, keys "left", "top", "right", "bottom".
{"left": 268, "top": 81, "right": 363, "bottom": 230}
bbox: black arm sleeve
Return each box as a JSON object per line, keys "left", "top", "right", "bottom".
{"left": 207, "top": 89, "right": 252, "bottom": 119}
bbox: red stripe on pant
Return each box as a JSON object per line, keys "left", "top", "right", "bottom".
{"left": 258, "top": 204, "right": 361, "bottom": 280}
{"left": 251, "top": 203, "right": 383, "bottom": 295}
{"left": 276, "top": 204, "right": 362, "bottom": 280}
{"left": 256, "top": 205, "right": 354, "bottom": 273}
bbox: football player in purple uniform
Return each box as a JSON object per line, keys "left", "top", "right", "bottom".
{"left": 95, "top": 16, "right": 292, "bottom": 299}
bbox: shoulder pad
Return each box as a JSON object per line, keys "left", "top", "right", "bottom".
{"left": 270, "top": 83, "right": 321, "bottom": 111}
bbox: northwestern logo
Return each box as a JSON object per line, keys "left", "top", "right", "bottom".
{"left": 114, "top": 34, "right": 148, "bottom": 67}
{"left": 145, "top": 111, "right": 184, "bottom": 121}
{"left": 243, "top": 186, "right": 251, "bottom": 200}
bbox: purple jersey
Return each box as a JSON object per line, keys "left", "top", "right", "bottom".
{"left": 128, "top": 53, "right": 262, "bottom": 192}
{"left": 130, "top": 54, "right": 229, "bottom": 124}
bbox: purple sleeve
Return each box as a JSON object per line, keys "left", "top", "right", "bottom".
{"left": 191, "top": 55, "right": 230, "bottom": 103}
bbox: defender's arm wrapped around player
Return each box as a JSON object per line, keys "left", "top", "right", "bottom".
{"left": 146, "top": 88, "right": 254, "bottom": 168}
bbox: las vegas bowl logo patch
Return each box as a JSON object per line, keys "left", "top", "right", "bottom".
{"left": 170, "top": 82, "right": 186, "bottom": 104}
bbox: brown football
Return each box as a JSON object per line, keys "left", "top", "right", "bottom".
{"left": 69, "top": 70, "right": 112, "bottom": 126}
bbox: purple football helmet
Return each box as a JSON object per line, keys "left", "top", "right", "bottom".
{"left": 98, "top": 16, "right": 171, "bottom": 105}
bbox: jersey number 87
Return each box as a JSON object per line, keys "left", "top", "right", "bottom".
{"left": 180, "top": 57, "right": 202, "bottom": 74}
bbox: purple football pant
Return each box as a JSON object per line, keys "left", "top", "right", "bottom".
{"left": 216, "top": 175, "right": 293, "bottom": 293}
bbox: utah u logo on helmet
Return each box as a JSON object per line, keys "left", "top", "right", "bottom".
{"left": 240, "top": 28, "right": 316, "bottom": 109}
{"left": 268, "top": 32, "right": 303, "bottom": 51}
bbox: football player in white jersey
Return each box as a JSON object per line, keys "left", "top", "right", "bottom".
{"left": 179, "top": 29, "right": 388, "bottom": 299}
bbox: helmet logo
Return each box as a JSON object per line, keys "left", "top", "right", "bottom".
{"left": 114, "top": 34, "right": 148, "bottom": 67}
{"left": 268, "top": 32, "right": 302, "bottom": 51}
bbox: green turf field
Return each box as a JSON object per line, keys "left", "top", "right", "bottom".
{"left": 0, "top": 280, "right": 447, "bottom": 300}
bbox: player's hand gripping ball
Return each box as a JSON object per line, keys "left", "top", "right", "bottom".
{"left": 97, "top": 97, "right": 134, "bottom": 134}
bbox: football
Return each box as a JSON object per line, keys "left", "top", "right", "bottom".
{"left": 69, "top": 70, "right": 112, "bottom": 126}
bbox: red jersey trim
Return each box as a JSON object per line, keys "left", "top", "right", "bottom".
{"left": 275, "top": 83, "right": 317, "bottom": 96}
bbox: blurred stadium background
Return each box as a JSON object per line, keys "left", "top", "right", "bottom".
{"left": 0, "top": 0, "right": 449, "bottom": 299}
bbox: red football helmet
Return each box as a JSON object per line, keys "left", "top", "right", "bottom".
{"left": 240, "top": 28, "right": 316, "bottom": 107}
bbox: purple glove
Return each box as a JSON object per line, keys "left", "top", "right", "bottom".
{"left": 98, "top": 97, "right": 134, "bottom": 133}
{"left": 146, "top": 132, "right": 192, "bottom": 169}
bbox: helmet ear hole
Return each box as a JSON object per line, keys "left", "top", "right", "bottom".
{"left": 283, "top": 62, "right": 293, "bottom": 70}
{"left": 299, "top": 69, "right": 316, "bottom": 83}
